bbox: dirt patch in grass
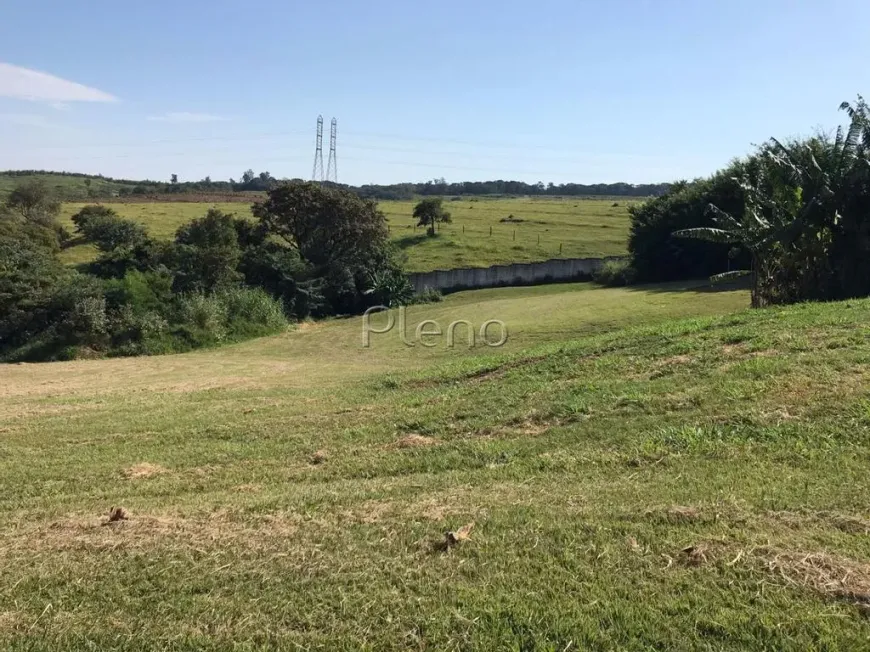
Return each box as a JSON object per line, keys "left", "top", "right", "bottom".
{"left": 484, "top": 418, "right": 554, "bottom": 438}
{"left": 722, "top": 343, "right": 749, "bottom": 356}
{"left": 394, "top": 434, "right": 438, "bottom": 448}
{"left": 659, "top": 535, "right": 870, "bottom": 611}
{"left": 310, "top": 449, "right": 329, "bottom": 465}
{"left": 122, "top": 462, "right": 167, "bottom": 479}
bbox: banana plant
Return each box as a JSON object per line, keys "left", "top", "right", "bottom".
{"left": 673, "top": 98, "right": 870, "bottom": 305}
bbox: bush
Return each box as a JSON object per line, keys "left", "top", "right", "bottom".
{"left": 104, "top": 270, "right": 174, "bottom": 315}
{"left": 593, "top": 259, "right": 637, "bottom": 287}
{"left": 72, "top": 205, "right": 149, "bottom": 252}
{"left": 0, "top": 234, "right": 70, "bottom": 354}
{"left": 408, "top": 288, "right": 443, "bottom": 304}
{"left": 628, "top": 168, "right": 751, "bottom": 282}
{"left": 237, "top": 241, "right": 306, "bottom": 314}
{"left": 0, "top": 211, "right": 61, "bottom": 252}
{"left": 5, "top": 180, "right": 61, "bottom": 225}
{"left": 220, "top": 287, "right": 287, "bottom": 331}
{"left": 364, "top": 266, "right": 414, "bottom": 307}
{"left": 177, "top": 293, "right": 229, "bottom": 342}
{"left": 174, "top": 288, "right": 287, "bottom": 348}
{"left": 171, "top": 209, "right": 243, "bottom": 293}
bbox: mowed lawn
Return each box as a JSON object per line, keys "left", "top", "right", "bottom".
{"left": 6, "top": 281, "right": 870, "bottom": 649}
{"left": 58, "top": 197, "right": 635, "bottom": 272}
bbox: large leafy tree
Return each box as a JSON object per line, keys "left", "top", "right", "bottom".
{"left": 413, "top": 197, "right": 452, "bottom": 236}
{"left": 253, "top": 181, "right": 390, "bottom": 268}
{"left": 252, "top": 182, "right": 396, "bottom": 314}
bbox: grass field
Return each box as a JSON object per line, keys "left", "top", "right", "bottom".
{"left": 58, "top": 197, "right": 635, "bottom": 272}
{"left": 5, "top": 280, "right": 870, "bottom": 649}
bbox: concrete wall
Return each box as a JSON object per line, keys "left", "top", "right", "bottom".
{"left": 409, "top": 256, "right": 626, "bottom": 293}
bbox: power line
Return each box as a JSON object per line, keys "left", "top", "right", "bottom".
{"left": 21, "top": 127, "right": 656, "bottom": 159}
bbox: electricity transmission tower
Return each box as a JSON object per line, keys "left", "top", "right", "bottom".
{"left": 326, "top": 118, "right": 338, "bottom": 183}
{"left": 311, "top": 115, "right": 324, "bottom": 182}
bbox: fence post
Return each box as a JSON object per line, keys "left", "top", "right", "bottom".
{"left": 489, "top": 226, "right": 492, "bottom": 236}
{"left": 462, "top": 225, "right": 465, "bottom": 234}
{"left": 559, "top": 243, "right": 563, "bottom": 254}
{"left": 513, "top": 230, "right": 516, "bottom": 241}
{"left": 537, "top": 234, "right": 540, "bottom": 245}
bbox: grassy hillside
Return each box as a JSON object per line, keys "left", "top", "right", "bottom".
{"left": 58, "top": 197, "right": 635, "bottom": 271}
{"left": 0, "top": 172, "right": 135, "bottom": 201}
{"left": 6, "top": 282, "right": 870, "bottom": 649}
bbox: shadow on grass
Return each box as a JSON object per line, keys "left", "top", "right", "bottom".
{"left": 620, "top": 278, "right": 751, "bottom": 294}
{"left": 395, "top": 233, "right": 435, "bottom": 249}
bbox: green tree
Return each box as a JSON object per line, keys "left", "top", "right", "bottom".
{"left": 4, "top": 180, "right": 61, "bottom": 225}
{"left": 252, "top": 181, "right": 395, "bottom": 314}
{"left": 71, "top": 205, "right": 149, "bottom": 252}
{"left": 413, "top": 197, "right": 452, "bottom": 236}
{"left": 253, "top": 181, "right": 389, "bottom": 269}
{"left": 171, "top": 209, "right": 243, "bottom": 293}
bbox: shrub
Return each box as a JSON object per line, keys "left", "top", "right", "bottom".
{"left": 593, "top": 259, "right": 637, "bottom": 287}
{"left": 0, "top": 234, "right": 70, "bottom": 354}
{"left": 409, "top": 288, "right": 443, "bottom": 304}
{"left": 5, "top": 180, "right": 61, "bottom": 225}
{"left": 177, "top": 293, "right": 229, "bottom": 342}
{"left": 364, "top": 267, "right": 414, "bottom": 307}
{"left": 628, "top": 168, "right": 751, "bottom": 282}
{"left": 103, "top": 270, "right": 174, "bottom": 316}
{"left": 171, "top": 209, "right": 243, "bottom": 293}
{"left": 220, "top": 287, "right": 287, "bottom": 331}
{"left": 0, "top": 211, "right": 61, "bottom": 252}
{"left": 72, "top": 205, "right": 149, "bottom": 252}
{"left": 237, "top": 242, "right": 306, "bottom": 314}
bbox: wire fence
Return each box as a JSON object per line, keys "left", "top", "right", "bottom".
{"left": 387, "top": 222, "right": 581, "bottom": 253}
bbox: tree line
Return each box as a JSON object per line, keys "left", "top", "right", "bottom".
{"left": 1, "top": 169, "right": 670, "bottom": 200}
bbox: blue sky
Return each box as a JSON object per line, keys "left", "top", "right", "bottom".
{"left": 0, "top": 0, "right": 867, "bottom": 185}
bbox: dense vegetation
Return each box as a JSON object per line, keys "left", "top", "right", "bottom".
{"left": 0, "top": 180, "right": 411, "bottom": 361}
{"left": 624, "top": 96, "right": 870, "bottom": 307}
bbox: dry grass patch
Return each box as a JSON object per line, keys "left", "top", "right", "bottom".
{"left": 233, "top": 483, "right": 263, "bottom": 493}
{"left": 767, "top": 509, "right": 870, "bottom": 535}
{"left": 394, "top": 434, "right": 438, "bottom": 448}
{"left": 764, "top": 550, "right": 870, "bottom": 610}
{"left": 0, "top": 611, "right": 25, "bottom": 634}
{"left": 122, "top": 462, "right": 167, "bottom": 479}
{"left": 641, "top": 505, "right": 706, "bottom": 524}
{"left": 0, "top": 510, "right": 308, "bottom": 557}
